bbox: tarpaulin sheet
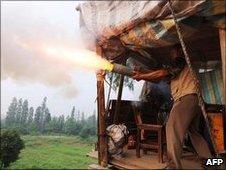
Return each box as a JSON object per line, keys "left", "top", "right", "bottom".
{"left": 78, "top": 0, "right": 225, "bottom": 112}
{"left": 78, "top": 0, "right": 225, "bottom": 56}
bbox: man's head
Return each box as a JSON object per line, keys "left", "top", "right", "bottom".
{"left": 170, "top": 44, "right": 183, "bottom": 60}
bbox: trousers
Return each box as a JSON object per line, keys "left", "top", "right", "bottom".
{"left": 166, "top": 94, "right": 212, "bottom": 169}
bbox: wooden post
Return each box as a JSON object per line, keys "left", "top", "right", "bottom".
{"left": 219, "top": 29, "right": 226, "bottom": 161}
{"left": 96, "top": 46, "right": 108, "bottom": 167}
{"left": 219, "top": 29, "right": 226, "bottom": 106}
{"left": 113, "top": 74, "right": 125, "bottom": 124}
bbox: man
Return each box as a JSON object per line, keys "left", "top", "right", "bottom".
{"left": 133, "top": 44, "right": 212, "bottom": 169}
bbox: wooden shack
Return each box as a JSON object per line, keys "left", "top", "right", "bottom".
{"left": 77, "top": 1, "right": 226, "bottom": 169}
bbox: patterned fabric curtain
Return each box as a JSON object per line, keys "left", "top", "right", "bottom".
{"left": 198, "top": 68, "right": 223, "bottom": 104}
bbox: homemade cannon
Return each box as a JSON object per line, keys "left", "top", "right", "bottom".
{"left": 107, "top": 63, "right": 150, "bottom": 77}
{"left": 110, "top": 63, "right": 134, "bottom": 77}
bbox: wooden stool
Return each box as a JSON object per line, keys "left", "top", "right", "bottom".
{"left": 136, "top": 124, "right": 164, "bottom": 163}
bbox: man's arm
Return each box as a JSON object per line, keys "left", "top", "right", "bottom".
{"left": 133, "top": 69, "right": 168, "bottom": 82}
{"left": 133, "top": 57, "right": 186, "bottom": 82}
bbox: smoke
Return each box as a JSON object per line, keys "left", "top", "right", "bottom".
{"left": 1, "top": 2, "right": 88, "bottom": 99}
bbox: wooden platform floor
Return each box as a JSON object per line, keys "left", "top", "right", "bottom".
{"left": 110, "top": 149, "right": 167, "bottom": 169}
{"left": 87, "top": 149, "right": 203, "bottom": 169}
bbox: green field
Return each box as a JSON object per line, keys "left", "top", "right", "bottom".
{"left": 9, "top": 135, "right": 97, "bottom": 169}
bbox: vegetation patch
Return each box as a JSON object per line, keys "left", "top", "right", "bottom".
{"left": 9, "top": 135, "right": 97, "bottom": 169}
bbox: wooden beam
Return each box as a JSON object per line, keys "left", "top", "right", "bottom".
{"left": 96, "top": 46, "right": 108, "bottom": 167}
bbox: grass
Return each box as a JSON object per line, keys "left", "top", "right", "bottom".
{"left": 9, "top": 135, "right": 97, "bottom": 169}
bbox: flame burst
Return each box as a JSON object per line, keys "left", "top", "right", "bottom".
{"left": 44, "top": 47, "right": 114, "bottom": 71}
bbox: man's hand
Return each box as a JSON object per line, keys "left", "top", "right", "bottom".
{"left": 132, "top": 71, "right": 144, "bottom": 81}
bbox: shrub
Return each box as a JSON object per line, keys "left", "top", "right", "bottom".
{"left": 0, "top": 130, "right": 25, "bottom": 168}
{"left": 80, "top": 125, "right": 96, "bottom": 138}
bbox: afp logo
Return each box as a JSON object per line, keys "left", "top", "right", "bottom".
{"left": 206, "top": 158, "right": 224, "bottom": 166}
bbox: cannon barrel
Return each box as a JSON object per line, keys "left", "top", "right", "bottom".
{"left": 111, "top": 63, "right": 134, "bottom": 77}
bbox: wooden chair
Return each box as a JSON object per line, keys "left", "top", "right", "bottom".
{"left": 134, "top": 110, "right": 164, "bottom": 163}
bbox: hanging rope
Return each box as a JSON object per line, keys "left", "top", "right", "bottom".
{"left": 168, "top": 0, "right": 217, "bottom": 153}
{"left": 106, "top": 73, "right": 114, "bottom": 110}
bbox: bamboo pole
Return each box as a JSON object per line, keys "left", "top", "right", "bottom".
{"left": 96, "top": 46, "right": 108, "bottom": 167}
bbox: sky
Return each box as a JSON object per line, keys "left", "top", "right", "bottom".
{"left": 1, "top": 1, "right": 143, "bottom": 118}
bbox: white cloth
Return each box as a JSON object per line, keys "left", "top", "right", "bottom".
{"left": 106, "top": 124, "right": 129, "bottom": 155}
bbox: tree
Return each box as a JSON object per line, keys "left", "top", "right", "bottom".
{"left": 81, "top": 112, "right": 85, "bottom": 124}
{"left": 0, "top": 130, "right": 25, "bottom": 168}
{"left": 27, "top": 107, "right": 34, "bottom": 125}
{"left": 44, "top": 108, "right": 51, "bottom": 127}
{"left": 21, "top": 100, "right": 29, "bottom": 126}
{"left": 41, "top": 97, "right": 47, "bottom": 114}
{"left": 17, "top": 99, "right": 29, "bottom": 134}
{"left": 15, "top": 98, "right": 23, "bottom": 126}
{"left": 80, "top": 124, "right": 96, "bottom": 138}
{"left": 40, "top": 97, "right": 47, "bottom": 133}
{"left": 86, "top": 114, "right": 96, "bottom": 127}
{"left": 42, "top": 114, "right": 51, "bottom": 134}
{"left": 64, "top": 115, "right": 72, "bottom": 134}
{"left": 71, "top": 106, "right": 75, "bottom": 120}
{"left": 48, "top": 117, "right": 58, "bottom": 133}
{"left": 5, "top": 97, "right": 18, "bottom": 127}
{"left": 65, "top": 107, "right": 78, "bottom": 135}
{"left": 3, "top": 97, "right": 99, "bottom": 136}
{"left": 75, "top": 110, "right": 80, "bottom": 122}
{"left": 57, "top": 115, "right": 65, "bottom": 133}
{"left": 34, "top": 106, "right": 42, "bottom": 132}
{"left": 33, "top": 97, "right": 49, "bottom": 134}
{"left": 71, "top": 106, "right": 75, "bottom": 113}
{"left": 27, "top": 107, "right": 36, "bottom": 133}
{"left": 91, "top": 110, "right": 97, "bottom": 126}
{"left": 73, "top": 122, "right": 82, "bottom": 135}
{"left": 81, "top": 113, "right": 97, "bottom": 138}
